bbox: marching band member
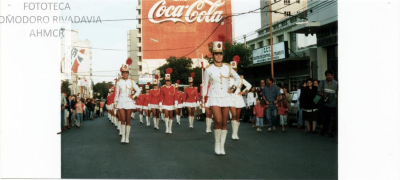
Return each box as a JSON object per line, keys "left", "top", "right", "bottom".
{"left": 136, "top": 85, "right": 144, "bottom": 124}
{"left": 160, "top": 68, "right": 176, "bottom": 134}
{"left": 229, "top": 56, "right": 252, "bottom": 140}
{"left": 202, "top": 41, "right": 240, "bottom": 155}
{"left": 174, "top": 80, "right": 184, "bottom": 125}
{"left": 107, "top": 87, "right": 112, "bottom": 121}
{"left": 202, "top": 83, "right": 213, "bottom": 133}
{"left": 114, "top": 64, "right": 141, "bottom": 143}
{"left": 142, "top": 82, "right": 152, "bottom": 126}
{"left": 149, "top": 75, "right": 161, "bottom": 130}
{"left": 184, "top": 72, "right": 199, "bottom": 128}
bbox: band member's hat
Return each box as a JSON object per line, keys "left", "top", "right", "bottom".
{"left": 145, "top": 85, "right": 150, "bottom": 90}
{"left": 153, "top": 74, "right": 159, "bottom": 85}
{"left": 230, "top": 61, "right": 237, "bottom": 69}
{"left": 231, "top": 55, "right": 240, "bottom": 69}
{"left": 212, "top": 41, "right": 223, "bottom": 53}
{"left": 121, "top": 64, "right": 129, "bottom": 72}
{"left": 165, "top": 68, "right": 173, "bottom": 81}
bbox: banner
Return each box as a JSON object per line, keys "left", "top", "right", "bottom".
{"left": 252, "top": 41, "right": 289, "bottom": 64}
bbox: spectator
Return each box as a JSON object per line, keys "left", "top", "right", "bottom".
{"left": 253, "top": 98, "right": 267, "bottom": 132}
{"left": 299, "top": 78, "right": 319, "bottom": 133}
{"left": 297, "top": 81, "right": 306, "bottom": 129}
{"left": 276, "top": 94, "right": 289, "bottom": 132}
{"left": 318, "top": 70, "right": 338, "bottom": 137}
{"left": 313, "top": 79, "right": 322, "bottom": 128}
{"left": 85, "top": 99, "right": 90, "bottom": 120}
{"left": 291, "top": 85, "right": 297, "bottom": 92}
{"left": 262, "top": 77, "right": 280, "bottom": 132}
{"left": 247, "top": 87, "right": 258, "bottom": 127}
{"left": 277, "top": 83, "right": 284, "bottom": 94}
{"left": 58, "top": 91, "right": 67, "bottom": 134}
{"left": 100, "top": 100, "right": 105, "bottom": 116}
{"left": 313, "top": 80, "right": 319, "bottom": 87}
{"left": 257, "top": 80, "right": 267, "bottom": 127}
{"left": 75, "top": 98, "right": 84, "bottom": 128}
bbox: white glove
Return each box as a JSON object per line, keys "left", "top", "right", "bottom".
{"left": 159, "top": 102, "right": 162, "bottom": 106}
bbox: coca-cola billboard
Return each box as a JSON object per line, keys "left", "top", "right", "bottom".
{"left": 141, "top": 0, "right": 232, "bottom": 59}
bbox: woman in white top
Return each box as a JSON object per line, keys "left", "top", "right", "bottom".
{"left": 229, "top": 58, "right": 251, "bottom": 140}
{"left": 202, "top": 41, "right": 240, "bottom": 155}
{"left": 114, "top": 64, "right": 141, "bottom": 144}
{"left": 247, "top": 87, "right": 258, "bottom": 127}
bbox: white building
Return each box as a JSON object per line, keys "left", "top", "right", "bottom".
{"left": 127, "top": 29, "right": 140, "bottom": 81}
{"left": 61, "top": 29, "right": 93, "bottom": 98}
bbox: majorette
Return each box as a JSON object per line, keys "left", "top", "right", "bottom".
{"left": 160, "top": 68, "right": 176, "bottom": 134}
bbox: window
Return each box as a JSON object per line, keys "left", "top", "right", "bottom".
{"left": 284, "top": 11, "right": 291, "bottom": 17}
{"left": 139, "top": 65, "right": 142, "bottom": 72}
{"left": 284, "top": 0, "right": 290, "bottom": 5}
{"left": 296, "top": 0, "right": 300, "bottom": 3}
{"left": 277, "top": 35, "right": 284, "bottom": 42}
{"left": 266, "top": 39, "right": 271, "bottom": 46}
{"left": 258, "top": 41, "right": 264, "bottom": 48}
{"left": 139, "top": 57, "right": 142, "bottom": 62}
{"left": 250, "top": 44, "right": 255, "bottom": 50}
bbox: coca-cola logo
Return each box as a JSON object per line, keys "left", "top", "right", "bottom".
{"left": 148, "top": 0, "right": 226, "bottom": 24}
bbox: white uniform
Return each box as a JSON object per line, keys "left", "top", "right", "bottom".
{"left": 229, "top": 76, "right": 252, "bottom": 108}
{"left": 203, "top": 63, "right": 240, "bottom": 107}
{"left": 115, "top": 78, "right": 141, "bottom": 109}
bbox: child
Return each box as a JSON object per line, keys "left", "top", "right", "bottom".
{"left": 75, "top": 98, "right": 84, "bottom": 128}
{"left": 253, "top": 98, "right": 267, "bottom": 132}
{"left": 276, "top": 94, "right": 289, "bottom": 132}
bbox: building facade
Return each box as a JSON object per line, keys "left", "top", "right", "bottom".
{"left": 61, "top": 29, "right": 93, "bottom": 98}
{"left": 243, "top": 0, "right": 337, "bottom": 88}
{"left": 127, "top": 29, "right": 140, "bottom": 81}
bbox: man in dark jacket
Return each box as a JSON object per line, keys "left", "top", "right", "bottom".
{"left": 299, "top": 78, "right": 318, "bottom": 133}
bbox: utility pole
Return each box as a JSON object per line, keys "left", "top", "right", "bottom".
{"left": 269, "top": 0, "right": 274, "bottom": 79}
{"left": 243, "top": 35, "right": 247, "bottom": 48}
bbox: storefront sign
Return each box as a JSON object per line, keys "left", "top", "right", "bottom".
{"left": 252, "top": 41, "right": 289, "bottom": 64}
{"left": 139, "top": 74, "right": 152, "bottom": 85}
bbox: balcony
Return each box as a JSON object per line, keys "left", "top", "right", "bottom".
{"left": 136, "top": 24, "right": 142, "bottom": 29}
{"left": 137, "top": 43, "right": 142, "bottom": 47}
{"left": 137, "top": 33, "right": 142, "bottom": 38}
{"left": 136, "top": 5, "right": 141, "bottom": 10}
{"left": 136, "top": 15, "right": 141, "bottom": 19}
{"left": 137, "top": 52, "right": 142, "bottom": 57}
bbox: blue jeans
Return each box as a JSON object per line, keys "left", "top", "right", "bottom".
{"left": 77, "top": 113, "right": 83, "bottom": 125}
{"left": 256, "top": 117, "right": 263, "bottom": 127}
{"left": 265, "top": 106, "right": 277, "bottom": 128}
{"left": 85, "top": 108, "right": 90, "bottom": 120}
{"left": 298, "top": 108, "right": 303, "bottom": 127}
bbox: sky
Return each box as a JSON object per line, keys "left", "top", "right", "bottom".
{"left": 64, "top": 0, "right": 261, "bottom": 84}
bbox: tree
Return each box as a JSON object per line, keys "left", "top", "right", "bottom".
{"left": 204, "top": 41, "right": 252, "bottom": 74}
{"left": 157, "top": 56, "right": 193, "bottom": 85}
{"left": 93, "top": 81, "right": 113, "bottom": 99}
{"left": 61, "top": 80, "right": 71, "bottom": 95}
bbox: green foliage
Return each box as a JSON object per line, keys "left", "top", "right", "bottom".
{"left": 61, "top": 80, "right": 71, "bottom": 95}
{"left": 93, "top": 81, "right": 113, "bottom": 99}
{"left": 204, "top": 41, "right": 252, "bottom": 74}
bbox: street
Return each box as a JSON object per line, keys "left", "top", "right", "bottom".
{"left": 62, "top": 113, "right": 338, "bottom": 179}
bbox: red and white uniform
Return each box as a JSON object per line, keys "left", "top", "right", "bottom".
{"left": 136, "top": 94, "right": 144, "bottom": 109}
{"left": 174, "top": 90, "right": 184, "bottom": 108}
{"left": 160, "top": 85, "right": 176, "bottom": 110}
{"left": 141, "top": 93, "right": 151, "bottom": 110}
{"left": 149, "top": 88, "right": 161, "bottom": 109}
{"left": 184, "top": 86, "right": 199, "bottom": 107}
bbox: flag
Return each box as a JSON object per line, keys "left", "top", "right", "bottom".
{"left": 71, "top": 48, "right": 86, "bottom": 73}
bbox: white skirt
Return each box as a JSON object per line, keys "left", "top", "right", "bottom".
{"left": 185, "top": 102, "right": 197, "bottom": 108}
{"left": 136, "top": 105, "right": 142, "bottom": 109}
{"left": 206, "top": 96, "right": 235, "bottom": 107}
{"left": 142, "top": 106, "right": 149, "bottom": 110}
{"left": 149, "top": 104, "right": 160, "bottom": 109}
{"left": 232, "top": 95, "right": 246, "bottom": 108}
{"left": 117, "top": 101, "right": 136, "bottom": 109}
{"left": 162, "top": 105, "right": 175, "bottom": 111}
{"left": 176, "top": 104, "right": 183, "bottom": 109}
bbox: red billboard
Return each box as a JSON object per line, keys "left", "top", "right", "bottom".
{"left": 142, "top": 0, "right": 233, "bottom": 59}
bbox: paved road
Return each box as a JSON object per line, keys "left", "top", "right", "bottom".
{"left": 62, "top": 113, "right": 338, "bottom": 179}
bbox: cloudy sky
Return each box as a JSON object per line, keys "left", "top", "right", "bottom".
{"left": 64, "top": 0, "right": 261, "bottom": 83}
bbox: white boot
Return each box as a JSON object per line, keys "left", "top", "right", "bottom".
{"left": 153, "top": 118, "right": 157, "bottom": 129}
{"left": 119, "top": 122, "right": 122, "bottom": 135}
{"left": 118, "top": 121, "right": 121, "bottom": 130}
{"left": 231, "top": 121, "right": 237, "bottom": 140}
{"left": 189, "top": 116, "right": 193, "bottom": 128}
{"left": 125, "top": 125, "right": 131, "bottom": 143}
{"left": 146, "top": 116, "right": 150, "bottom": 126}
{"left": 120, "top": 125, "right": 126, "bottom": 143}
{"left": 236, "top": 122, "right": 240, "bottom": 140}
{"left": 176, "top": 115, "right": 180, "bottom": 125}
{"left": 214, "top": 129, "right": 221, "bottom": 155}
{"left": 220, "top": 130, "right": 227, "bottom": 155}
{"left": 165, "top": 118, "right": 169, "bottom": 134}
{"left": 139, "top": 115, "right": 143, "bottom": 124}
{"left": 207, "top": 118, "right": 213, "bottom": 133}
{"left": 161, "top": 113, "right": 165, "bottom": 121}
{"left": 156, "top": 118, "right": 160, "bottom": 129}
{"left": 205, "top": 118, "right": 210, "bottom": 133}
{"left": 168, "top": 120, "right": 173, "bottom": 134}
